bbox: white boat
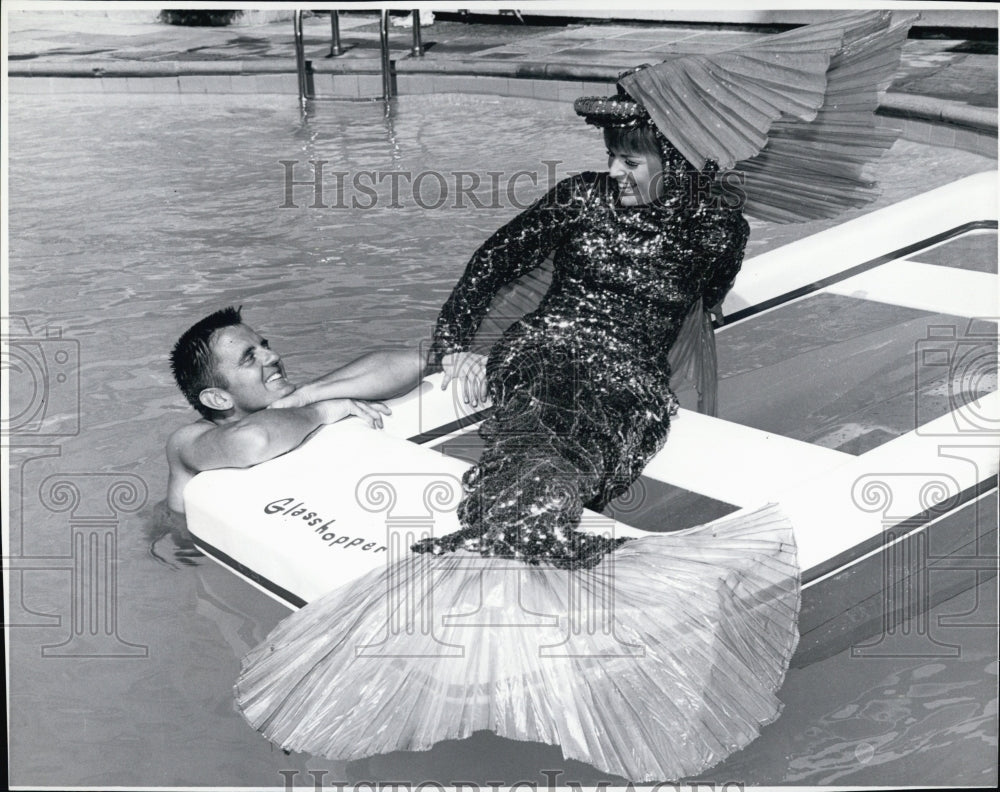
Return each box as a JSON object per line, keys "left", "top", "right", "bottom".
{"left": 185, "top": 170, "right": 998, "bottom": 666}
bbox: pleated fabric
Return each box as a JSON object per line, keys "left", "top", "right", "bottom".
{"left": 619, "top": 10, "right": 918, "bottom": 222}
{"left": 235, "top": 503, "right": 799, "bottom": 782}
{"left": 666, "top": 298, "right": 719, "bottom": 416}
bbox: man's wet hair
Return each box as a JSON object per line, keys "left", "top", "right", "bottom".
{"left": 170, "top": 305, "right": 243, "bottom": 420}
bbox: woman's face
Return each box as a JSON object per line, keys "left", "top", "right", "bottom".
{"left": 607, "top": 144, "right": 662, "bottom": 206}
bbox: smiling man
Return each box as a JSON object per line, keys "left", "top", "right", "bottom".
{"left": 165, "top": 306, "right": 426, "bottom": 516}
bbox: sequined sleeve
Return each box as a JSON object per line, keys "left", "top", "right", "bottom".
{"left": 701, "top": 210, "right": 750, "bottom": 312}
{"left": 429, "top": 175, "right": 589, "bottom": 365}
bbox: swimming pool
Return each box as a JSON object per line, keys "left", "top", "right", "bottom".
{"left": 5, "top": 92, "right": 997, "bottom": 787}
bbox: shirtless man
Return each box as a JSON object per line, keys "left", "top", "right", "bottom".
{"left": 165, "top": 306, "right": 427, "bottom": 515}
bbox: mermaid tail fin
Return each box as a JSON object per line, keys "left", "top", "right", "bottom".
{"left": 235, "top": 503, "right": 798, "bottom": 781}
{"left": 620, "top": 10, "right": 918, "bottom": 222}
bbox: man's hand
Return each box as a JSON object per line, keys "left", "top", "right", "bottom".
{"left": 441, "top": 351, "right": 489, "bottom": 407}
{"left": 311, "top": 398, "right": 390, "bottom": 430}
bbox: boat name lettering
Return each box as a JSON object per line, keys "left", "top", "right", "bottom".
{"left": 263, "top": 497, "right": 386, "bottom": 553}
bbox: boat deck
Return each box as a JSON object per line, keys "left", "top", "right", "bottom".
{"left": 186, "top": 172, "right": 998, "bottom": 657}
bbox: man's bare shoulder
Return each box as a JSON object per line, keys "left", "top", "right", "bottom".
{"left": 165, "top": 419, "right": 219, "bottom": 512}
{"left": 166, "top": 419, "right": 216, "bottom": 467}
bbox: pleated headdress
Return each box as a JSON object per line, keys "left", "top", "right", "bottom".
{"left": 575, "top": 10, "right": 918, "bottom": 223}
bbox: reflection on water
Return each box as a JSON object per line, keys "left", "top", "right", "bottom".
{"left": 6, "top": 93, "right": 997, "bottom": 787}
{"left": 705, "top": 576, "right": 998, "bottom": 787}
{"left": 785, "top": 657, "right": 997, "bottom": 785}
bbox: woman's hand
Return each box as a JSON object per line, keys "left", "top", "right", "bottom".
{"left": 441, "top": 352, "right": 489, "bottom": 407}
{"left": 707, "top": 299, "right": 726, "bottom": 326}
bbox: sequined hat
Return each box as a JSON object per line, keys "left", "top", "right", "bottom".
{"left": 573, "top": 67, "right": 652, "bottom": 130}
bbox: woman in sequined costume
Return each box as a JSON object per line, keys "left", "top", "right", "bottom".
{"left": 412, "top": 95, "right": 749, "bottom": 569}
{"left": 235, "top": 98, "right": 797, "bottom": 782}
{"left": 236, "top": 13, "right": 918, "bottom": 778}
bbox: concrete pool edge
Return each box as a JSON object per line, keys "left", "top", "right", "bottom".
{"left": 9, "top": 67, "right": 997, "bottom": 160}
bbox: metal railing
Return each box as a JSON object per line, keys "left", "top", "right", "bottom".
{"left": 379, "top": 10, "right": 392, "bottom": 101}
{"left": 328, "top": 10, "right": 343, "bottom": 56}
{"left": 294, "top": 9, "right": 426, "bottom": 106}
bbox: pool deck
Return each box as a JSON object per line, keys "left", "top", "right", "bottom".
{"left": 6, "top": 8, "right": 998, "bottom": 157}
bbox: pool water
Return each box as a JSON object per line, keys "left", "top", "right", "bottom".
{"left": 5, "top": 92, "right": 997, "bottom": 788}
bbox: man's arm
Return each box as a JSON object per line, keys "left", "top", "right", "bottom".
{"left": 171, "top": 399, "right": 388, "bottom": 473}
{"left": 271, "top": 348, "right": 427, "bottom": 409}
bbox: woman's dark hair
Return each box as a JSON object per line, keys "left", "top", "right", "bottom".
{"left": 604, "top": 121, "right": 719, "bottom": 213}
{"left": 602, "top": 124, "right": 662, "bottom": 163}
{"left": 170, "top": 305, "right": 243, "bottom": 420}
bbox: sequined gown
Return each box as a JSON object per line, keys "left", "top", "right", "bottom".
{"left": 415, "top": 170, "right": 749, "bottom": 567}
{"left": 236, "top": 170, "right": 799, "bottom": 782}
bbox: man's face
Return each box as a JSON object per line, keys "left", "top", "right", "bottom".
{"left": 207, "top": 323, "right": 294, "bottom": 416}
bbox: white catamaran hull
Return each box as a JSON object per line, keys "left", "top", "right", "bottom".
{"left": 185, "top": 172, "right": 999, "bottom": 662}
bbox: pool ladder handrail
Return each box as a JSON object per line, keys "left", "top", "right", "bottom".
{"left": 294, "top": 9, "right": 425, "bottom": 107}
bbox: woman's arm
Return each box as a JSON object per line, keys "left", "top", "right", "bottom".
{"left": 269, "top": 348, "right": 427, "bottom": 409}
{"left": 429, "top": 175, "right": 587, "bottom": 364}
